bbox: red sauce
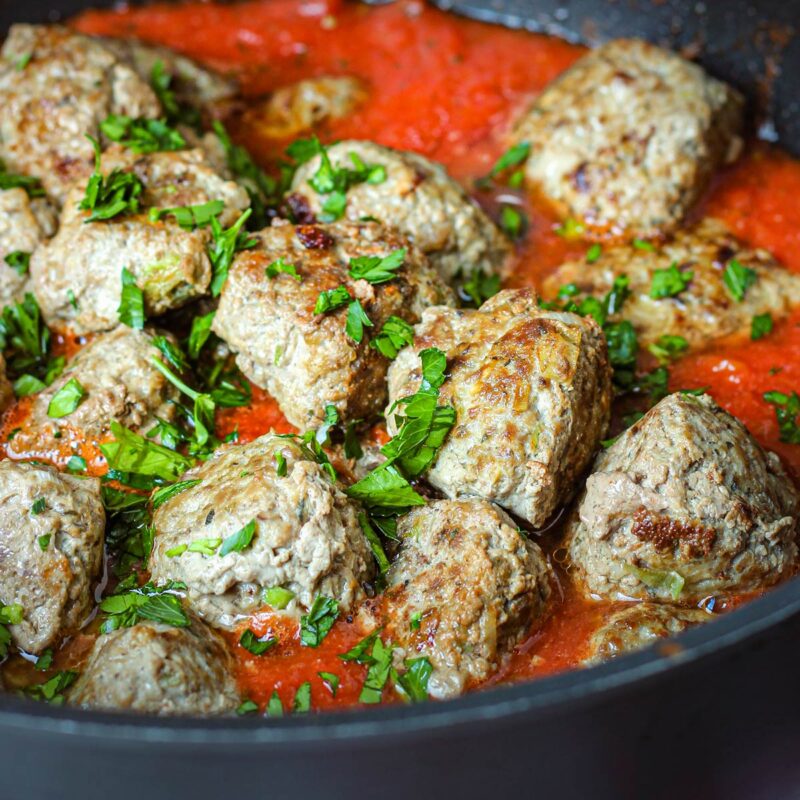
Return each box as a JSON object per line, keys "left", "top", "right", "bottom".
{"left": 4, "top": 0, "right": 786, "bottom": 709}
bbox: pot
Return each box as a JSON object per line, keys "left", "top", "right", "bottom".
{"left": 1, "top": 3, "right": 799, "bottom": 798}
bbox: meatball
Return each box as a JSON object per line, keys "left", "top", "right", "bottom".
{"left": 512, "top": 39, "right": 744, "bottom": 238}
{"left": 68, "top": 618, "right": 240, "bottom": 716}
{"left": 0, "top": 189, "right": 57, "bottom": 309}
{"left": 584, "top": 603, "right": 711, "bottom": 665}
{"left": 250, "top": 76, "right": 367, "bottom": 139}
{"left": 288, "top": 140, "right": 511, "bottom": 282}
{"left": 567, "top": 393, "right": 798, "bottom": 602}
{"left": 212, "top": 221, "right": 454, "bottom": 429}
{"left": 97, "top": 36, "right": 239, "bottom": 113}
{"left": 30, "top": 146, "right": 250, "bottom": 333}
{"left": 0, "top": 25, "right": 161, "bottom": 205}
{"left": 149, "top": 434, "right": 375, "bottom": 628}
{"left": 0, "top": 461, "right": 104, "bottom": 654}
{"left": 386, "top": 288, "right": 612, "bottom": 527}
{"left": 7, "top": 326, "right": 180, "bottom": 460}
{"left": 0, "top": 354, "right": 13, "bottom": 413}
{"left": 384, "top": 499, "right": 552, "bottom": 698}
{"left": 542, "top": 218, "right": 800, "bottom": 350}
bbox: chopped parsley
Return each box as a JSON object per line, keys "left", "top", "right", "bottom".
{"left": 239, "top": 629, "right": 277, "bottom": 656}
{"left": 4, "top": 250, "right": 30, "bottom": 277}
{"left": 23, "top": 670, "right": 78, "bottom": 705}
{"left": 370, "top": 316, "right": 414, "bottom": 359}
{"left": 586, "top": 243, "right": 602, "bottom": 264}
{"left": 358, "top": 512, "right": 390, "bottom": 575}
{"left": 101, "top": 421, "right": 195, "bottom": 482}
{"left": 151, "top": 479, "right": 201, "bottom": 509}
{"left": 632, "top": 238, "right": 656, "bottom": 252}
{"left": 458, "top": 270, "right": 500, "bottom": 309}
{"left": 314, "top": 285, "right": 352, "bottom": 314}
{"left": 751, "top": 312, "right": 774, "bottom": 341}
{"left": 31, "top": 498, "right": 46, "bottom": 515}
{"left": 318, "top": 672, "right": 340, "bottom": 696}
{"left": 764, "top": 390, "right": 800, "bottom": 444}
{"left": 100, "top": 114, "right": 186, "bottom": 154}
{"left": 150, "top": 60, "right": 201, "bottom": 130}
{"left": 267, "top": 691, "right": 284, "bottom": 717}
{"left": 187, "top": 310, "right": 216, "bottom": 359}
{"left": 300, "top": 595, "right": 339, "bottom": 648}
{"left": 500, "top": 205, "right": 526, "bottom": 239}
{"left": 266, "top": 257, "right": 301, "bottom": 281}
{"left": 47, "top": 377, "right": 86, "bottom": 419}
{"left": 34, "top": 649, "right": 53, "bottom": 672}
{"left": 37, "top": 534, "right": 51, "bottom": 551}
{"left": 0, "top": 160, "right": 44, "bottom": 197}
{"left": 487, "top": 142, "right": 530, "bottom": 179}
{"left": 0, "top": 601, "right": 23, "bottom": 658}
{"left": 99, "top": 580, "right": 189, "bottom": 632}
{"left": 149, "top": 200, "right": 226, "bottom": 230}
{"left": 647, "top": 334, "right": 688, "bottom": 364}
{"left": 358, "top": 636, "right": 393, "bottom": 704}
{"left": 236, "top": 699, "right": 258, "bottom": 716}
{"left": 274, "top": 451, "right": 288, "bottom": 477}
{"left": 208, "top": 209, "right": 257, "bottom": 297}
{"left": 723, "top": 259, "right": 757, "bottom": 302}
{"left": 292, "top": 682, "right": 312, "bottom": 714}
{"left": 348, "top": 249, "right": 405, "bottom": 284}
{"left": 118, "top": 267, "right": 145, "bottom": 329}
{"left": 554, "top": 217, "right": 584, "bottom": 240}
{"left": 649, "top": 263, "right": 693, "bottom": 298}
{"left": 79, "top": 137, "right": 144, "bottom": 223}
{"left": 263, "top": 586, "right": 295, "bottom": 610}
{"left": 219, "top": 519, "right": 256, "bottom": 556}
{"left": 66, "top": 455, "right": 87, "bottom": 474}
{"left": 187, "top": 537, "right": 222, "bottom": 556}
{"left": 395, "top": 656, "right": 433, "bottom": 703}
{"left": 345, "top": 298, "right": 373, "bottom": 343}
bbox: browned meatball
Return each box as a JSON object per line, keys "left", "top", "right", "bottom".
{"left": 289, "top": 140, "right": 511, "bottom": 282}
{"left": 212, "top": 221, "right": 454, "bottom": 429}
{"left": 512, "top": 39, "right": 743, "bottom": 238}
{"left": 386, "top": 288, "right": 612, "bottom": 527}
{"left": 542, "top": 218, "right": 800, "bottom": 350}
{"left": 568, "top": 393, "right": 798, "bottom": 602}
{"left": 0, "top": 461, "right": 105, "bottom": 654}
{"left": 384, "top": 499, "right": 552, "bottom": 699}
{"left": 7, "top": 326, "right": 180, "bottom": 461}
{"left": 0, "top": 354, "right": 13, "bottom": 413}
{"left": 0, "top": 25, "right": 162, "bottom": 205}
{"left": 584, "top": 603, "right": 711, "bottom": 665}
{"left": 30, "top": 146, "right": 250, "bottom": 333}
{"left": 149, "top": 434, "right": 375, "bottom": 628}
{"left": 68, "top": 618, "right": 240, "bottom": 716}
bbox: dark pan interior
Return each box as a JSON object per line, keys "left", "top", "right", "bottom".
{"left": 1, "top": 3, "right": 800, "bottom": 799}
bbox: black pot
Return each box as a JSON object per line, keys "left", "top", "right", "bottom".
{"left": 2, "top": 3, "right": 800, "bottom": 799}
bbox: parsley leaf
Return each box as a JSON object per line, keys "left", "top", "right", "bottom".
{"left": 458, "top": 270, "right": 500, "bottom": 308}
{"left": 47, "top": 377, "right": 86, "bottom": 418}
{"left": 313, "top": 285, "right": 352, "bottom": 315}
{"left": 100, "top": 421, "right": 195, "bottom": 481}
{"left": 370, "top": 315, "right": 414, "bottom": 359}
{"left": 647, "top": 334, "right": 688, "bottom": 364}
{"left": 219, "top": 519, "right": 256, "bottom": 556}
{"left": 24, "top": 670, "right": 78, "bottom": 705}
{"left": 187, "top": 310, "right": 216, "bottom": 359}
{"left": 118, "top": 267, "right": 145, "bottom": 329}
{"left": 100, "top": 114, "right": 186, "bottom": 154}
{"left": 751, "top": 312, "right": 774, "bottom": 341}
{"left": 4, "top": 250, "right": 30, "bottom": 276}
{"left": 267, "top": 691, "right": 284, "bottom": 717}
{"left": 723, "top": 259, "right": 757, "bottom": 302}
{"left": 0, "top": 160, "right": 44, "bottom": 197}
{"left": 359, "top": 637, "right": 393, "bottom": 704}
{"left": 649, "top": 263, "right": 693, "bottom": 298}
{"left": 99, "top": 580, "right": 189, "bottom": 632}
{"left": 358, "top": 512, "right": 390, "bottom": 574}
{"left": 488, "top": 142, "right": 530, "bottom": 178}
{"left": 209, "top": 209, "right": 257, "bottom": 297}
{"left": 395, "top": 656, "right": 432, "bottom": 703}
{"left": 345, "top": 299, "right": 373, "bottom": 343}
{"left": 500, "top": 205, "right": 526, "bottom": 239}
{"left": 239, "top": 629, "right": 277, "bottom": 656}
{"left": 348, "top": 249, "right": 405, "bottom": 284}
{"left": 293, "top": 682, "right": 312, "bottom": 714}
{"left": 149, "top": 200, "right": 225, "bottom": 230}
{"left": 263, "top": 586, "right": 294, "bottom": 610}
{"left": 764, "top": 390, "right": 800, "bottom": 444}
{"left": 347, "top": 463, "right": 426, "bottom": 512}
{"left": 151, "top": 479, "right": 201, "bottom": 509}
{"left": 150, "top": 60, "right": 200, "bottom": 130}
{"left": 300, "top": 595, "right": 339, "bottom": 647}
{"left": 318, "top": 671, "right": 339, "bottom": 696}
{"left": 79, "top": 137, "right": 144, "bottom": 223}
{"left": 266, "top": 257, "right": 301, "bottom": 281}
{"left": 586, "top": 243, "right": 602, "bottom": 263}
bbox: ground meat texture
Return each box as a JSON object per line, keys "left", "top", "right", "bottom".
{"left": 30, "top": 146, "right": 250, "bottom": 334}
{"left": 384, "top": 499, "right": 552, "bottom": 699}
{"left": 288, "top": 140, "right": 511, "bottom": 283}
{"left": 567, "top": 393, "right": 798, "bottom": 603}
{"left": 212, "top": 221, "right": 454, "bottom": 429}
{"left": 68, "top": 619, "right": 239, "bottom": 716}
{"left": 0, "top": 354, "right": 13, "bottom": 413}
{"left": 246, "top": 76, "right": 367, "bottom": 140}
{"left": 7, "top": 326, "right": 180, "bottom": 460}
{"left": 149, "top": 434, "right": 375, "bottom": 628}
{"left": 542, "top": 218, "right": 800, "bottom": 351}
{"left": 386, "top": 288, "right": 612, "bottom": 527}
{"left": 0, "top": 189, "right": 57, "bottom": 309}
{"left": 584, "top": 603, "right": 711, "bottom": 665}
{"left": 97, "top": 36, "right": 239, "bottom": 113}
{"left": 0, "top": 25, "right": 162, "bottom": 206}
{"left": 512, "top": 39, "right": 744, "bottom": 238}
{"left": 0, "top": 461, "right": 104, "bottom": 654}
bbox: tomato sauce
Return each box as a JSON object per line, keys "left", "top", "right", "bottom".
{"left": 0, "top": 0, "right": 789, "bottom": 710}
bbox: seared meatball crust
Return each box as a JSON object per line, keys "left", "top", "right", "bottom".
{"left": 212, "top": 221, "right": 454, "bottom": 430}
{"left": 0, "top": 354, "right": 13, "bottom": 414}
{"left": 289, "top": 140, "right": 511, "bottom": 283}
{"left": 0, "top": 25, "right": 161, "bottom": 205}
{"left": 543, "top": 218, "right": 800, "bottom": 350}
{"left": 68, "top": 618, "right": 240, "bottom": 716}
{"left": 0, "top": 461, "right": 104, "bottom": 654}
{"left": 150, "top": 434, "right": 375, "bottom": 628}
{"left": 384, "top": 499, "right": 552, "bottom": 698}
{"left": 30, "top": 146, "right": 250, "bottom": 333}
{"left": 584, "top": 602, "right": 711, "bottom": 665}
{"left": 513, "top": 39, "right": 744, "bottom": 238}
{"left": 7, "top": 326, "right": 180, "bottom": 460}
{"left": 0, "top": 189, "right": 57, "bottom": 309}
{"left": 387, "top": 288, "right": 612, "bottom": 527}
{"left": 568, "top": 393, "right": 799, "bottom": 602}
